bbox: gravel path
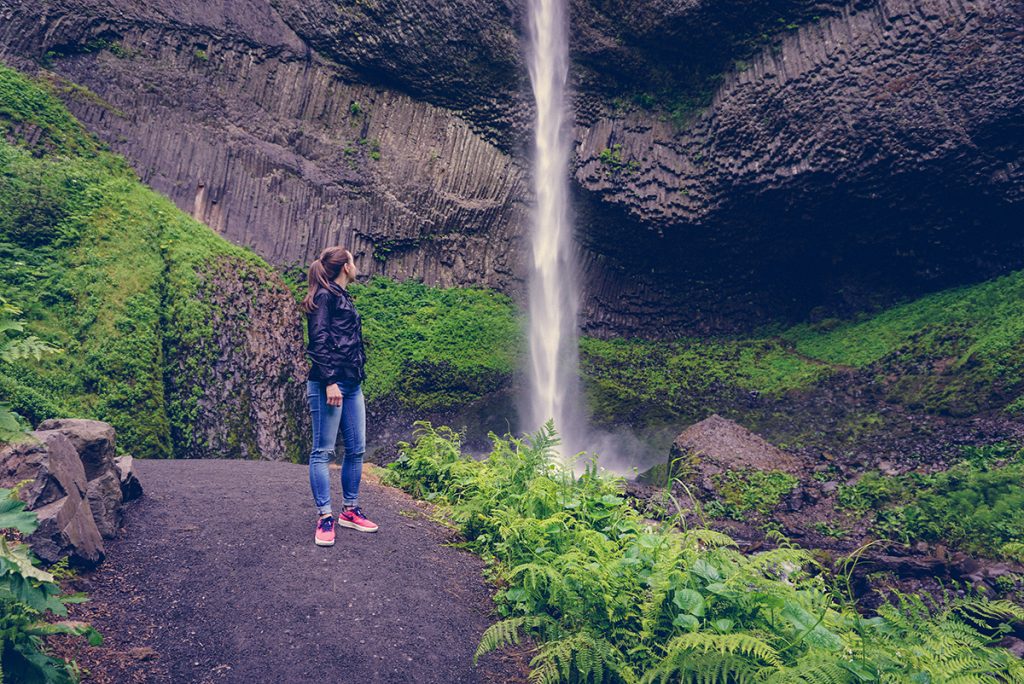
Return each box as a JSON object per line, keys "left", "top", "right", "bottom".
{"left": 55, "top": 460, "right": 528, "bottom": 684}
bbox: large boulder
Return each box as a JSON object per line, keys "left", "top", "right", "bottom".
{"left": 36, "top": 418, "right": 126, "bottom": 540}
{"left": 0, "top": 431, "right": 105, "bottom": 566}
{"left": 660, "top": 414, "right": 802, "bottom": 491}
{"left": 36, "top": 418, "right": 116, "bottom": 481}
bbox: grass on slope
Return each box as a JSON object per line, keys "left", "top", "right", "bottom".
{"left": 350, "top": 277, "right": 522, "bottom": 411}
{"left": 582, "top": 268, "right": 1024, "bottom": 424}
{"left": 0, "top": 64, "right": 271, "bottom": 457}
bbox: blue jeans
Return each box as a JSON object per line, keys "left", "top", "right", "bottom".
{"left": 307, "top": 379, "right": 366, "bottom": 515}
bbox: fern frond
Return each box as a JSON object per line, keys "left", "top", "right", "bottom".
{"left": 475, "top": 615, "right": 559, "bottom": 663}
{"left": 642, "top": 651, "right": 766, "bottom": 684}
{"left": 680, "top": 528, "right": 738, "bottom": 551}
{"left": 656, "top": 633, "right": 783, "bottom": 668}
{"left": 528, "top": 630, "right": 637, "bottom": 684}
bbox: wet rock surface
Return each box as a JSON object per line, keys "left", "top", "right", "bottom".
{"left": 2, "top": 0, "right": 1020, "bottom": 332}
{"left": 163, "top": 255, "right": 310, "bottom": 460}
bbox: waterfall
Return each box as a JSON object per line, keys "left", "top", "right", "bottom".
{"left": 524, "top": 0, "right": 583, "bottom": 453}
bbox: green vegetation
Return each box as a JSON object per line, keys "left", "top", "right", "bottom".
{"left": 782, "top": 270, "right": 1024, "bottom": 414}
{"left": 597, "top": 144, "right": 640, "bottom": 175}
{"left": 350, "top": 277, "right": 521, "bottom": 411}
{"left": 0, "top": 298, "right": 59, "bottom": 440}
{"left": 580, "top": 336, "right": 828, "bottom": 425}
{"left": 835, "top": 443, "right": 1024, "bottom": 559}
{"left": 583, "top": 266, "right": 1024, "bottom": 425}
{"left": 706, "top": 469, "right": 797, "bottom": 520}
{"left": 384, "top": 423, "right": 1024, "bottom": 683}
{"left": 0, "top": 64, "right": 277, "bottom": 458}
{"left": 1, "top": 487, "right": 101, "bottom": 682}
{"left": 193, "top": 49, "right": 208, "bottom": 62}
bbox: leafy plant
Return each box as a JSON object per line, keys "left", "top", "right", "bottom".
{"left": 1, "top": 297, "right": 60, "bottom": 442}
{"left": 837, "top": 445, "right": 1024, "bottom": 558}
{"left": 1, "top": 487, "right": 101, "bottom": 682}
{"left": 385, "top": 422, "right": 1024, "bottom": 683}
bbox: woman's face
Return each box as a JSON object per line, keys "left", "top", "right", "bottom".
{"left": 345, "top": 253, "right": 359, "bottom": 280}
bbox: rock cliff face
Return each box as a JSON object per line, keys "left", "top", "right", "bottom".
{"left": 573, "top": 0, "right": 1024, "bottom": 332}
{"left": 1, "top": 0, "right": 1021, "bottom": 333}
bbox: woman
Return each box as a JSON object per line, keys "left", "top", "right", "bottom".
{"left": 302, "top": 246, "right": 378, "bottom": 547}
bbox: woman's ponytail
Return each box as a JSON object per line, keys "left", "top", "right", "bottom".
{"left": 301, "top": 247, "right": 352, "bottom": 313}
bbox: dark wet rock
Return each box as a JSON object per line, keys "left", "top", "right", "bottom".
{"left": 786, "top": 486, "right": 806, "bottom": 512}
{"left": 0, "top": 431, "right": 89, "bottom": 510}
{"left": 115, "top": 455, "right": 144, "bottom": 502}
{"left": 86, "top": 470, "right": 124, "bottom": 540}
{"left": 37, "top": 418, "right": 116, "bottom": 481}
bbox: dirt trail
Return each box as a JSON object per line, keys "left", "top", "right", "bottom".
{"left": 56, "top": 460, "right": 528, "bottom": 684}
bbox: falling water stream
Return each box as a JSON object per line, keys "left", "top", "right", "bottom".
{"left": 524, "top": 0, "right": 583, "bottom": 454}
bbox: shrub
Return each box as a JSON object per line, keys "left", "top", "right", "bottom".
{"left": 384, "top": 422, "right": 1024, "bottom": 683}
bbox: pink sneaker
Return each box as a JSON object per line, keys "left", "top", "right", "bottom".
{"left": 338, "top": 506, "right": 378, "bottom": 533}
{"left": 314, "top": 515, "right": 335, "bottom": 546}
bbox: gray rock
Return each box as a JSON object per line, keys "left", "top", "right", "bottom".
{"left": 669, "top": 414, "right": 802, "bottom": 483}
{"left": 0, "top": 431, "right": 88, "bottom": 510}
{"left": 86, "top": 470, "right": 124, "bottom": 539}
{"left": 36, "top": 418, "right": 116, "bottom": 481}
{"left": 115, "top": 455, "right": 144, "bottom": 502}
{"left": 28, "top": 491, "right": 105, "bottom": 567}
{"left": 1, "top": 430, "right": 111, "bottom": 565}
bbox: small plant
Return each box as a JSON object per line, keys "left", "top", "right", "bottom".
{"left": 1, "top": 487, "right": 102, "bottom": 681}
{"left": 597, "top": 144, "right": 640, "bottom": 176}
{"left": 193, "top": 49, "right": 208, "bottom": 62}
{"left": 108, "top": 42, "right": 132, "bottom": 59}
{"left": 349, "top": 101, "right": 363, "bottom": 117}
{"left": 710, "top": 468, "right": 798, "bottom": 519}
{"left": 812, "top": 521, "right": 849, "bottom": 539}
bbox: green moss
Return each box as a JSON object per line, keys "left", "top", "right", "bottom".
{"left": 709, "top": 469, "right": 798, "bottom": 519}
{"left": 0, "top": 63, "right": 281, "bottom": 458}
{"left": 350, "top": 277, "right": 522, "bottom": 411}
{"left": 0, "top": 65, "right": 106, "bottom": 157}
{"left": 580, "top": 336, "right": 828, "bottom": 426}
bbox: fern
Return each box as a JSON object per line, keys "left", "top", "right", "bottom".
{"left": 475, "top": 615, "right": 559, "bottom": 663}
{"left": 384, "top": 424, "right": 1024, "bottom": 684}
{"left": 528, "top": 630, "right": 636, "bottom": 684}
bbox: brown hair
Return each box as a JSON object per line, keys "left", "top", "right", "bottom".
{"left": 301, "top": 246, "right": 352, "bottom": 313}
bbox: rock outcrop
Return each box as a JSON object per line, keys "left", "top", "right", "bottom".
{"left": 670, "top": 414, "right": 801, "bottom": 477}
{"left": 0, "top": 420, "right": 142, "bottom": 565}
{"left": 0, "top": 430, "right": 104, "bottom": 566}
{"left": 164, "top": 255, "right": 311, "bottom": 460}
{"left": 1, "top": 0, "right": 1021, "bottom": 333}
{"left": 573, "top": 0, "right": 1024, "bottom": 332}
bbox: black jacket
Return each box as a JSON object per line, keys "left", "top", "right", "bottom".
{"left": 306, "top": 282, "right": 366, "bottom": 385}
